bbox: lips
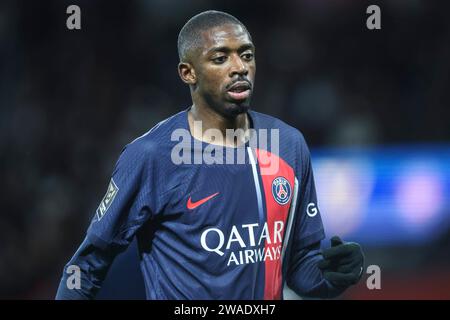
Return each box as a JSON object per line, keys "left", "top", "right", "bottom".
{"left": 227, "top": 81, "right": 251, "bottom": 101}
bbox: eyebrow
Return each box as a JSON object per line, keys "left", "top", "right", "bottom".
{"left": 207, "top": 43, "right": 255, "bottom": 55}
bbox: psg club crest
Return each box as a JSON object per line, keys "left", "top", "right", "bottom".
{"left": 271, "top": 177, "right": 291, "bottom": 205}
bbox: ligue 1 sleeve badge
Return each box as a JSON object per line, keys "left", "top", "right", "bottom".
{"left": 271, "top": 176, "right": 292, "bottom": 205}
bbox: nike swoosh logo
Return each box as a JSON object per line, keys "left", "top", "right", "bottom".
{"left": 187, "top": 192, "right": 219, "bottom": 210}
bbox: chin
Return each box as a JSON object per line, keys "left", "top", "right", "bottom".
{"left": 222, "top": 101, "right": 250, "bottom": 118}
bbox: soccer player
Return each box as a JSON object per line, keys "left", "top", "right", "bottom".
{"left": 56, "top": 10, "right": 364, "bottom": 300}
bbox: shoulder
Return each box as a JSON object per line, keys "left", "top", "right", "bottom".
{"left": 117, "top": 110, "right": 187, "bottom": 164}
{"left": 249, "top": 110, "right": 309, "bottom": 149}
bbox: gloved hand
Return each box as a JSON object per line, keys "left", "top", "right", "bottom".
{"left": 318, "top": 236, "right": 365, "bottom": 287}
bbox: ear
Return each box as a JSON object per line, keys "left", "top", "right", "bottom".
{"left": 178, "top": 62, "right": 197, "bottom": 85}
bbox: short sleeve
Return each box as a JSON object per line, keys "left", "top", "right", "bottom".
{"left": 86, "top": 141, "right": 154, "bottom": 250}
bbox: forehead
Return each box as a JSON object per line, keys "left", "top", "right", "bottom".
{"left": 199, "top": 24, "right": 252, "bottom": 51}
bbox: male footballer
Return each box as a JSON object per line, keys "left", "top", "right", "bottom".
{"left": 56, "top": 10, "right": 364, "bottom": 300}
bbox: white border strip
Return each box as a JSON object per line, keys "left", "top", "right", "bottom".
{"left": 247, "top": 147, "right": 264, "bottom": 223}
{"left": 280, "top": 176, "right": 299, "bottom": 262}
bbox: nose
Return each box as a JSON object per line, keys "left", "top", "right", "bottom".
{"left": 229, "top": 55, "right": 248, "bottom": 78}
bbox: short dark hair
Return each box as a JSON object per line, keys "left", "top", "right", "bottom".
{"left": 177, "top": 10, "right": 250, "bottom": 62}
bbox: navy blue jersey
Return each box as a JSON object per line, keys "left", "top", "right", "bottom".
{"left": 57, "top": 108, "right": 337, "bottom": 300}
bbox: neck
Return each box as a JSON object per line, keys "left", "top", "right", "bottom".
{"left": 188, "top": 103, "right": 250, "bottom": 147}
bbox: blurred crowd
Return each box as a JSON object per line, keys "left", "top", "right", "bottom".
{"left": 0, "top": 0, "right": 449, "bottom": 298}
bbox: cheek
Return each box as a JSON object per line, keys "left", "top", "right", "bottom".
{"left": 248, "top": 65, "right": 256, "bottom": 78}
{"left": 201, "top": 72, "right": 226, "bottom": 93}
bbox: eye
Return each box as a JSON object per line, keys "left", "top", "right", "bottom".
{"left": 241, "top": 52, "right": 254, "bottom": 61}
{"left": 212, "top": 56, "right": 227, "bottom": 64}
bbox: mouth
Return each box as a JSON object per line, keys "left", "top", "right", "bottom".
{"left": 226, "top": 81, "right": 252, "bottom": 101}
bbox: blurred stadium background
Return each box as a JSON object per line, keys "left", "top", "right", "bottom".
{"left": 1, "top": 0, "right": 449, "bottom": 299}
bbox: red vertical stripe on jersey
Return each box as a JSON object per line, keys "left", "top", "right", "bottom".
{"left": 255, "top": 148, "right": 295, "bottom": 300}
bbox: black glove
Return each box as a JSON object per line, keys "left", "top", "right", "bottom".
{"left": 318, "top": 236, "right": 364, "bottom": 287}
